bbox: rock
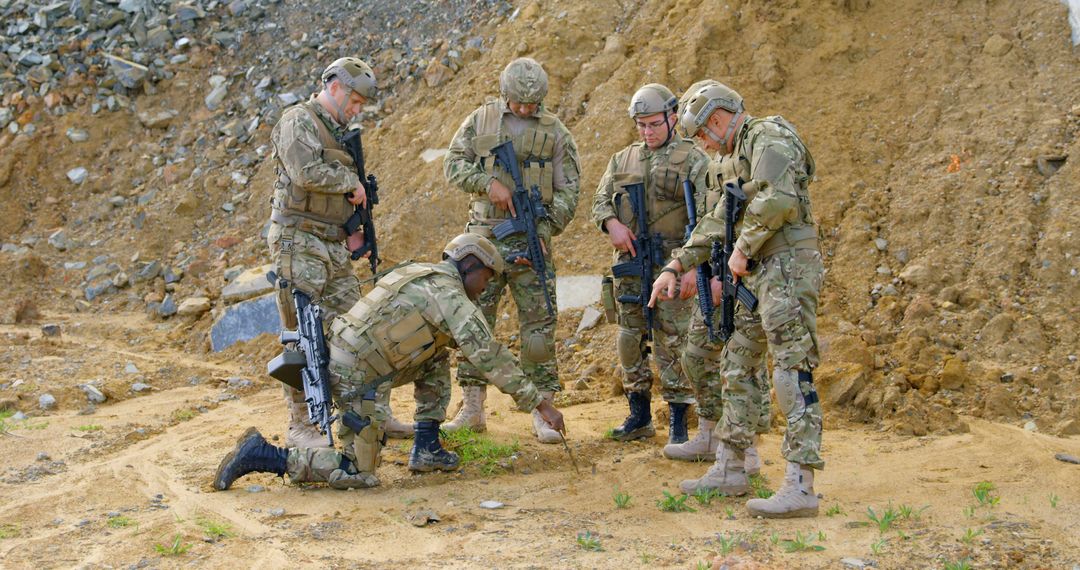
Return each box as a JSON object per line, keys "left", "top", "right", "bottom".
{"left": 125, "top": 363, "right": 140, "bottom": 374}
{"left": 41, "top": 323, "right": 61, "bottom": 337}
{"left": 576, "top": 307, "right": 603, "bottom": 334}
{"left": 66, "top": 167, "right": 88, "bottom": 184}
{"left": 0, "top": 108, "right": 12, "bottom": 130}
{"left": 939, "top": 358, "right": 966, "bottom": 390}
{"left": 1054, "top": 453, "right": 1080, "bottom": 465}
{"left": 841, "top": 558, "right": 870, "bottom": 569}
{"left": 979, "top": 313, "right": 1015, "bottom": 345}
{"left": 902, "top": 295, "right": 934, "bottom": 322}
{"left": 174, "top": 191, "right": 199, "bottom": 214}
{"left": 983, "top": 384, "right": 1019, "bottom": 420}
{"left": 158, "top": 294, "right": 177, "bottom": 317}
{"left": 137, "top": 109, "right": 178, "bottom": 129}
{"left": 405, "top": 508, "right": 441, "bottom": 527}
{"left": 145, "top": 26, "right": 172, "bottom": 49}
{"left": 277, "top": 93, "right": 299, "bottom": 106}
{"left": 873, "top": 238, "right": 888, "bottom": 252}
{"left": 898, "top": 263, "right": 932, "bottom": 288}
{"left": 48, "top": 229, "right": 70, "bottom": 251}
{"left": 423, "top": 62, "right": 454, "bottom": 88}
{"left": 205, "top": 84, "right": 228, "bottom": 111}
{"left": 226, "top": 377, "right": 252, "bottom": 389}
{"left": 177, "top": 297, "right": 211, "bottom": 317}
{"left": 268, "top": 508, "right": 286, "bottom": 517}
{"left": 1023, "top": 421, "right": 1037, "bottom": 432}
{"left": 220, "top": 264, "right": 275, "bottom": 304}
{"left": 819, "top": 363, "right": 867, "bottom": 407}
{"left": 247, "top": 485, "right": 265, "bottom": 493}
{"left": 66, "top": 128, "right": 89, "bottom": 143}
{"left": 40, "top": 393, "right": 57, "bottom": 410}
{"left": 131, "top": 382, "right": 152, "bottom": 392}
{"left": 221, "top": 202, "right": 235, "bottom": 213}
{"left": 1059, "top": 419, "right": 1080, "bottom": 436}
{"left": 106, "top": 55, "right": 149, "bottom": 90}
{"left": 79, "top": 384, "right": 107, "bottom": 404}
{"left": 573, "top": 378, "right": 589, "bottom": 390}
{"left": 479, "top": 501, "right": 504, "bottom": 509}
{"left": 983, "top": 34, "right": 1013, "bottom": 57}
{"left": 210, "top": 293, "right": 281, "bottom": 352}
{"left": 175, "top": 4, "right": 205, "bottom": 21}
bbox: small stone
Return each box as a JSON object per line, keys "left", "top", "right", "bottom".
{"left": 1054, "top": 453, "right": 1079, "bottom": 464}
{"left": 37, "top": 452, "right": 51, "bottom": 461}
{"left": 226, "top": 377, "right": 252, "bottom": 389}
{"left": 221, "top": 202, "right": 235, "bottom": 213}
{"left": 108, "top": 196, "right": 127, "bottom": 208}
{"left": 39, "top": 393, "right": 57, "bottom": 410}
{"left": 66, "top": 128, "right": 89, "bottom": 143}
{"left": 268, "top": 508, "right": 286, "bottom": 517}
{"left": 983, "top": 34, "right": 1013, "bottom": 57}
{"left": 247, "top": 485, "right": 265, "bottom": 493}
{"left": 876, "top": 266, "right": 892, "bottom": 276}
{"left": 423, "top": 62, "right": 454, "bottom": 88}
{"left": 841, "top": 558, "right": 869, "bottom": 569}
{"left": 576, "top": 307, "right": 603, "bottom": 334}
{"left": 277, "top": 93, "right": 299, "bottom": 106}
{"left": 1024, "top": 421, "right": 1037, "bottom": 432}
{"left": 205, "top": 84, "right": 228, "bottom": 111}
{"left": 49, "top": 229, "right": 69, "bottom": 251}
{"left": 131, "top": 382, "right": 152, "bottom": 392}
{"left": 106, "top": 55, "right": 149, "bottom": 90}
{"left": 125, "top": 363, "right": 140, "bottom": 374}
{"left": 874, "top": 238, "right": 888, "bottom": 252}
{"left": 137, "top": 109, "right": 178, "bottom": 129}
{"left": 573, "top": 378, "right": 589, "bottom": 390}
{"left": 158, "top": 294, "right": 178, "bottom": 317}
{"left": 79, "top": 384, "right": 107, "bottom": 404}
{"left": 177, "top": 297, "right": 211, "bottom": 317}
{"left": 66, "top": 167, "right": 88, "bottom": 184}
{"left": 12, "top": 412, "right": 28, "bottom": 421}
{"left": 41, "top": 323, "right": 61, "bottom": 337}
{"left": 479, "top": 501, "right": 504, "bottom": 509}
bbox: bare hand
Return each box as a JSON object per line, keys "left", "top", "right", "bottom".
{"left": 728, "top": 247, "right": 750, "bottom": 284}
{"left": 346, "top": 232, "right": 370, "bottom": 257}
{"left": 488, "top": 179, "right": 516, "bottom": 217}
{"left": 710, "top": 276, "right": 723, "bottom": 305}
{"left": 347, "top": 182, "right": 367, "bottom": 207}
{"left": 678, "top": 267, "right": 698, "bottom": 300}
{"left": 536, "top": 399, "right": 565, "bottom": 433}
{"left": 510, "top": 238, "right": 549, "bottom": 267}
{"left": 648, "top": 270, "right": 678, "bottom": 307}
{"left": 604, "top": 218, "right": 637, "bottom": 257}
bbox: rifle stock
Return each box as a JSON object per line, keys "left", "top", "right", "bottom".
{"left": 341, "top": 129, "right": 380, "bottom": 273}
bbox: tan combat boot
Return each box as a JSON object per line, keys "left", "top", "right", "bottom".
{"left": 744, "top": 435, "right": 762, "bottom": 475}
{"left": 442, "top": 385, "right": 487, "bottom": 433}
{"left": 532, "top": 391, "right": 562, "bottom": 444}
{"left": 679, "top": 442, "right": 750, "bottom": 495}
{"left": 284, "top": 387, "right": 330, "bottom": 448}
{"left": 383, "top": 409, "right": 415, "bottom": 439}
{"left": 745, "top": 462, "right": 819, "bottom": 518}
{"left": 663, "top": 418, "right": 717, "bottom": 461}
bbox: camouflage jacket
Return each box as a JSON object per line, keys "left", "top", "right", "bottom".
{"left": 673, "top": 116, "right": 817, "bottom": 269}
{"left": 270, "top": 96, "right": 356, "bottom": 196}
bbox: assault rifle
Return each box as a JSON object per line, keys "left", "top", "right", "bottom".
{"left": 713, "top": 181, "right": 759, "bottom": 342}
{"left": 611, "top": 182, "right": 663, "bottom": 341}
{"left": 340, "top": 128, "right": 380, "bottom": 273}
{"left": 265, "top": 272, "right": 337, "bottom": 447}
{"left": 683, "top": 179, "right": 717, "bottom": 341}
{"left": 490, "top": 139, "right": 555, "bottom": 317}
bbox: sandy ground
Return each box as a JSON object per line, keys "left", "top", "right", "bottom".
{"left": 1, "top": 314, "right": 1078, "bottom": 569}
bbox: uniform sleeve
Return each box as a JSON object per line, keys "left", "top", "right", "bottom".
{"left": 443, "top": 108, "right": 494, "bottom": 196}
{"left": 432, "top": 286, "right": 543, "bottom": 412}
{"left": 589, "top": 154, "right": 620, "bottom": 233}
{"left": 733, "top": 132, "right": 802, "bottom": 258}
{"left": 273, "top": 110, "right": 357, "bottom": 195}
{"left": 546, "top": 122, "right": 581, "bottom": 237}
{"left": 673, "top": 200, "right": 724, "bottom": 270}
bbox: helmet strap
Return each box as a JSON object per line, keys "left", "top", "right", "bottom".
{"left": 703, "top": 110, "right": 744, "bottom": 150}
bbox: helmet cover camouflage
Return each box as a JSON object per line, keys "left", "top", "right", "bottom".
{"left": 678, "top": 82, "right": 744, "bottom": 138}
{"left": 627, "top": 83, "right": 678, "bottom": 118}
{"left": 443, "top": 233, "right": 505, "bottom": 274}
{"left": 499, "top": 58, "right": 548, "bottom": 104}
{"left": 322, "top": 57, "right": 377, "bottom": 99}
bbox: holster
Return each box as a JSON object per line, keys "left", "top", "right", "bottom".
{"left": 601, "top": 276, "right": 618, "bottom": 324}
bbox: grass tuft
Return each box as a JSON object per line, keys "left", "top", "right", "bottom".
{"left": 440, "top": 427, "right": 519, "bottom": 475}
{"left": 196, "top": 517, "right": 234, "bottom": 540}
{"left": 779, "top": 530, "right": 825, "bottom": 553}
{"left": 576, "top": 531, "right": 602, "bottom": 551}
{"left": 656, "top": 491, "right": 697, "bottom": 513}
{"left": 154, "top": 534, "right": 191, "bottom": 556}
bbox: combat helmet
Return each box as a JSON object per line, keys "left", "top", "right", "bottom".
{"left": 499, "top": 58, "right": 548, "bottom": 104}
{"left": 678, "top": 82, "right": 745, "bottom": 143}
{"left": 627, "top": 83, "right": 678, "bottom": 118}
{"left": 443, "top": 233, "right": 505, "bottom": 274}
{"left": 322, "top": 57, "right": 377, "bottom": 99}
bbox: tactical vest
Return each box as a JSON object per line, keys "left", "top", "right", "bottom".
{"left": 609, "top": 139, "right": 697, "bottom": 250}
{"left": 715, "top": 116, "right": 818, "bottom": 259}
{"left": 468, "top": 101, "right": 558, "bottom": 225}
{"left": 271, "top": 100, "right": 356, "bottom": 228}
{"left": 327, "top": 264, "right": 453, "bottom": 380}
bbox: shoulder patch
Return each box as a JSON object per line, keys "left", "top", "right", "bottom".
{"left": 753, "top": 146, "right": 793, "bottom": 187}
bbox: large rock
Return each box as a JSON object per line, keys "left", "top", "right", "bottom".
{"left": 220, "top": 264, "right": 275, "bottom": 304}
{"left": 106, "top": 55, "right": 149, "bottom": 90}
{"left": 210, "top": 293, "right": 281, "bottom": 352}
{"left": 177, "top": 296, "right": 211, "bottom": 316}
{"left": 137, "top": 109, "right": 178, "bottom": 129}
{"left": 939, "top": 358, "right": 966, "bottom": 390}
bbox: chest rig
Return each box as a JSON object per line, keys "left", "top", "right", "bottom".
{"left": 271, "top": 101, "right": 356, "bottom": 228}
{"left": 327, "top": 264, "right": 453, "bottom": 381}
{"left": 609, "top": 139, "right": 697, "bottom": 248}
{"left": 715, "top": 116, "right": 818, "bottom": 258}
{"left": 469, "top": 101, "right": 558, "bottom": 225}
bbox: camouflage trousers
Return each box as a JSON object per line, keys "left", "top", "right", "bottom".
{"left": 456, "top": 228, "right": 560, "bottom": 393}
{"left": 286, "top": 353, "right": 453, "bottom": 486}
{"left": 614, "top": 273, "right": 694, "bottom": 403}
{"left": 718, "top": 249, "right": 824, "bottom": 469}
{"left": 267, "top": 221, "right": 364, "bottom": 418}
{"left": 681, "top": 294, "right": 770, "bottom": 424}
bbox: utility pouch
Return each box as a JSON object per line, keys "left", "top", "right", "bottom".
{"left": 601, "top": 276, "right": 618, "bottom": 324}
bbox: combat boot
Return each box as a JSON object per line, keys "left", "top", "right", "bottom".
{"left": 408, "top": 420, "right": 460, "bottom": 472}
{"left": 611, "top": 391, "right": 655, "bottom": 441}
{"left": 745, "top": 462, "right": 819, "bottom": 518}
{"left": 744, "top": 435, "right": 762, "bottom": 476}
{"left": 532, "top": 391, "right": 562, "bottom": 444}
{"left": 667, "top": 402, "right": 689, "bottom": 444}
{"left": 284, "top": 388, "right": 329, "bottom": 448}
{"left": 663, "top": 418, "right": 717, "bottom": 461}
{"left": 383, "top": 409, "right": 415, "bottom": 439}
{"left": 214, "top": 428, "right": 288, "bottom": 490}
{"left": 679, "top": 442, "right": 749, "bottom": 496}
{"left": 442, "top": 386, "right": 487, "bottom": 433}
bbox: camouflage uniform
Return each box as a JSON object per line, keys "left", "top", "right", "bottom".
{"left": 443, "top": 99, "right": 581, "bottom": 394}
{"left": 674, "top": 116, "right": 824, "bottom": 469}
{"left": 591, "top": 133, "right": 708, "bottom": 403}
{"left": 268, "top": 96, "right": 367, "bottom": 442}
{"left": 286, "top": 260, "right": 543, "bottom": 486}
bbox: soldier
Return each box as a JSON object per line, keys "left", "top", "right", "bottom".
{"left": 267, "top": 57, "right": 412, "bottom": 448}
{"left": 590, "top": 84, "right": 709, "bottom": 444}
{"left": 661, "top": 80, "right": 770, "bottom": 468}
{"left": 441, "top": 58, "right": 581, "bottom": 443}
{"left": 214, "top": 234, "right": 567, "bottom": 490}
{"left": 651, "top": 82, "right": 825, "bottom": 518}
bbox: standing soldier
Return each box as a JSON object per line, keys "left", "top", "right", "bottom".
{"left": 591, "top": 84, "right": 708, "bottom": 444}
{"left": 652, "top": 81, "right": 825, "bottom": 518}
{"left": 267, "top": 57, "right": 411, "bottom": 448}
{"left": 214, "top": 234, "right": 567, "bottom": 490}
{"left": 442, "top": 58, "right": 581, "bottom": 443}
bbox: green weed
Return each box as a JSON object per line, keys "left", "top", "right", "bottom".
{"left": 769, "top": 531, "right": 780, "bottom": 546}
{"left": 779, "top": 531, "right": 825, "bottom": 553}
{"left": 962, "top": 505, "right": 976, "bottom": 519}
{"left": 972, "top": 481, "right": 1000, "bottom": 507}
{"left": 692, "top": 487, "right": 724, "bottom": 506}
{"left": 154, "top": 534, "right": 191, "bottom": 556}
{"left": 1049, "top": 493, "right": 1059, "bottom": 508}
{"left": 866, "top": 504, "right": 900, "bottom": 533}
{"left": 656, "top": 491, "right": 697, "bottom": 513}
{"left": 717, "top": 532, "right": 738, "bottom": 555}
{"left": 576, "top": 531, "right": 602, "bottom": 551}
{"left": 196, "top": 517, "right": 234, "bottom": 540}
{"left": 0, "top": 409, "right": 13, "bottom": 434}
{"left": 603, "top": 427, "right": 616, "bottom": 440}
{"left": 870, "top": 537, "right": 886, "bottom": 555}
{"left": 75, "top": 424, "right": 102, "bottom": 432}
{"left": 172, "top": 409, "right": 197, "bottom": 422}
{"left": 817, "top": 530, "right": 826, "bottom": 542}
{"left": 724, "top": 506, "right": 736, "bottom": 519}
{"left": 639, "top": 552, "right": 656, "bottom": 564}
{"left": 613, "top": 488, "right": 632, "bottom": 509}
{"left": 440, "top": 427, "right": 519, "bottom": 475}
{"left": 943, "top": 558, "right": 973, "bottom": 570}
{"left": 749, "top": 473, "right": 773, "bottom": 499}
{"left": 107, "top": 515, "right": 134, "bottom": 529}
{"left": 0, "top": 523, "right": 19, "bottom": 539}
{"left": 694, "top": 562, "right": 710, "bottom": 570}
{"left": 825, "top": 503, "right": 843, "bottom": 517}
{"left": 959, "top": 528, "right": 983, "bottom": 545}
{"left": 898, "top": 504, "right": 929, "bottom": 520}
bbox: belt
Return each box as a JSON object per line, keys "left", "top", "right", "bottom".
{"left": 271, "top": 211, "right": 347, "bottom": 242}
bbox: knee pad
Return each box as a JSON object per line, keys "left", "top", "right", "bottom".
{"left": 342, "top": 402, "right": 383, "bottom": 473}
{"left": 774, "top": 369, "right": 818, "bottom": 424}
{"left": 522, "top": 332, "right": 554, "bottom": 363}
{"left": 617, "top": 327, "right": 645, "bottom": 368}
